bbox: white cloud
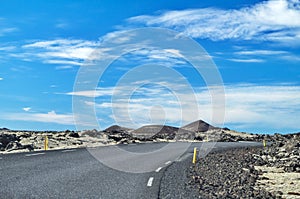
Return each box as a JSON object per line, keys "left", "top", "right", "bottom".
{"left": 75, "top": 83, "right": 300, "bottom": 132}
{"left": 23, "top": 39, "right": 96, "bottom": 49}
{"left": 100, "top": 30, "right": 137, "bottom": 44}
{"left": 0, "top": 46, "right": 16, "bottom": 51}
{"left": 235, "top": 50, "right": 288, "bottom": 55}
{"left": 164, "top": 49, "right": 184, "bottom": 58}
{"left": 227, "top": 58, "right": 264, "bottom": 63}
{"left": 0, "top": 27, "right": 18, "bottom": 36}
{"left": 222, "top": 84, "right": 300, "bottom": 131}
{"left": 231, "top": 49, "right": 299, "bottom": 62}
{"left": 22, "top": 107, "right": 31, "bottom": 112}
{"left": 280, "top": 54, "right": 300, "bottom": 61}
{"left": 120, "top": 48, "right": 189, "bottom": 67}
{"left": 5, "top": 110, "right": 74, "bottom": 125}
{"left": 21, "top": 39, "right": 100, "bottom": 66}
{"left": 231, "top": 49, "right": 300, "bottom": 63}
{"left": 55, "top": 65, "right": 74, "bottom": 70}
{"left": 55, "top": 22, "right": 69, "bottom": 29}
{"left": 65, "top": 88, "right": 114, "bottom": 98}
{"left": 0, "top": 77, "right": 3, "bottom": 81}
{"left": 128, "top": 0, "right": 300, "bottom": 45}
{"left": 45, "top": 60, "right": 83, "bottom": 66}
{"left": 3, "top": 83, "right": 299, "bottom": 132}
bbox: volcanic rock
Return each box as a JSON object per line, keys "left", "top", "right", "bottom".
{"left": 0, "top": 133, "right": 19, "bottom": 150}
{"left": 104, "top": 125, "right": 133, "bottom": 134}
{"left": 187, "top": 147, "right": 276, "bottom": 198}
{"left": 5, "top": 141, "right": 34, "bottom": 152}
{"left": 68, "top": 132, "right": 80, "bottom": 138}
{"left": 181, "top": 120, "right": 217, "bottom": 132}
{"left": 132, "top": 125, "right": 177, "bottom": 140}
{"left": 132, "top": 125, "right": 195, "bottom": 140}
{"left": 253, "top": 133, "right": 300, "bottom": 172}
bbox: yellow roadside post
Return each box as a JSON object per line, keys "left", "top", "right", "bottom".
{"left": 44, "top": 135, "right": 48, "bottom": 150}
{"left": 263, "top": 139, "right": 266, "bottom": 147}
{"left": 192, "top": 147, "right": 197, "bottom": 164}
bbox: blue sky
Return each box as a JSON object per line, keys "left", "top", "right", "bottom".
{"left": 0, "top": 0, "right": 299, "bottom": 133}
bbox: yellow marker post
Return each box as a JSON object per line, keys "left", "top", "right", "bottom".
{"left": 44, "top": 135, "right": 48, "bottom": 150}
{"left": 192, "top": 147, "right": 197, "bottom": 164}
{"left": 263, "top": 139, "right": 266, "bottom": 147}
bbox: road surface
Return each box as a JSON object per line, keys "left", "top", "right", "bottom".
{"left": 0, "top": 142, "right": 261, "bottom": 198}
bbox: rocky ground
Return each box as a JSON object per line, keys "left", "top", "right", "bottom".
{"left": 253, "top": 133, "right": 300, "bottom": 199}
{"left": 0, "top": 120, "right": 272, "bottom": 153}
{"left": 0, "top": 129, "right": 114, "bottom": 153}
{"left": 187, "top": 133, "right": 300, "bottom": 198}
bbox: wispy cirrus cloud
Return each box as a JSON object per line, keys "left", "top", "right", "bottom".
{"left": 231, "top": 49, "right": 299, "bottom": 62}
{"left": 0, "top": 18, "right": 18, "bottom": 36}
{"left": 5, "top": 82, "right": 297, "bottom": 131}
{"left": 278, "top": 54, "right": 300, "bottom": 62}
{"left": 235, "top": 50, "right": 288, "bottom": 55}
{"left": 67, "top": 82, "right": 300, "bottom": 133}
{"left": 0, "top": 46, "right": 16, "bottom": 51}
{"left": 4, "top": 110, "right": 74, "bottom": 125}
{"left": 2, "top": 37, "right": 192, "bottom": 70}
{"left": 21, "top": 39, "right": 99, "bottom": 67}
{"left": 118, "top": 48, "right": 189, "bottom": 67}
{"left": 227, "top": 58, "right": 264, "bottom": 63}
{"left": 65, "top": 88, "right": 114, "bottom": 98}
{"left": 128, "top": 0, "right": 300, "bottom": 45}
{"left": 0, "top": 27, "right": 18, "bottom": 37}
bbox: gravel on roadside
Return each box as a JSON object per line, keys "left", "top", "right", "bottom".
{"left": 159, "top": 146, "right": 282, "bottom": 199}
{"left": 187, "top": 147, "right": 280, "bottom": 198}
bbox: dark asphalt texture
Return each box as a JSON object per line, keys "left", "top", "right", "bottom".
{"left": 0, "top": 142, "right": 261, "bottom": 199}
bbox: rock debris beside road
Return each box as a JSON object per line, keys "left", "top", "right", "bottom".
{"left": 187, "top": 133, "right": 300, "bottom": 199}
{"left": 253, "top": 133, "right": 300, "bottom": 199}
{"left": 253, "top": 133, "right": 300, "bottom": 172}
{"left": 187, "top": 147, "right": 277, "bottom": 198}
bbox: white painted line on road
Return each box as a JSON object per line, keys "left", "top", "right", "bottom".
{"left": 61, "top": 149, "right": 76, "bottom": 153}
{"left": 238, "top": 141, "right": 256, "bottom": 143}
{"left": 147, "top": 177, "right": 154, "bottom": 187}
{"left": 155, "top": 167, "right": 162, "bottom": 172}
{"left": 165, "top": 161, "right": 171, "bottom": 165}
{"left": 25, "top": 153, "right": 45, "bottom": 157}
{"left": 129, "top": 144, "right": 137, "bottom": 145}
{"left": 87, "top": 147, "right": 97, "bottom": 150}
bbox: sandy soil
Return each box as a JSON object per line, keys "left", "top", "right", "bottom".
{"left": 255, "top": 166, "right": 300, "bottom": 199}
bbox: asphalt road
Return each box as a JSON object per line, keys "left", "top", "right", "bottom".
{"left": 0, "top": 142, "right": 261, "bottom": 199}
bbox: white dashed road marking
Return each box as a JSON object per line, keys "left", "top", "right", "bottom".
{"left": 165, "top": 161, "right": 171, "bottom": 165}
{"left": 61, "top": 149, "right": 76, "bottom": 153}
{"left": 238, "top": 141, "right": 256, "bottom": 143}
{"left": 25, "top": 153, "right": 45, "bottom": 157}
{"left": 147, "top": 177, "right": 154, "bottom": 187}
{"left": 155, "top": 167, "right": 162, "bottom": 172}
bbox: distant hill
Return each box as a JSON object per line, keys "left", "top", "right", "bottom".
{"left": 132, "top": 125, "right": 194, "bottom": 140}
{"left": 104, "top": 125, "right": 133, "bottom": 133}
{"left": 181, "top": 120, "right": 218, "bottom": 132}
